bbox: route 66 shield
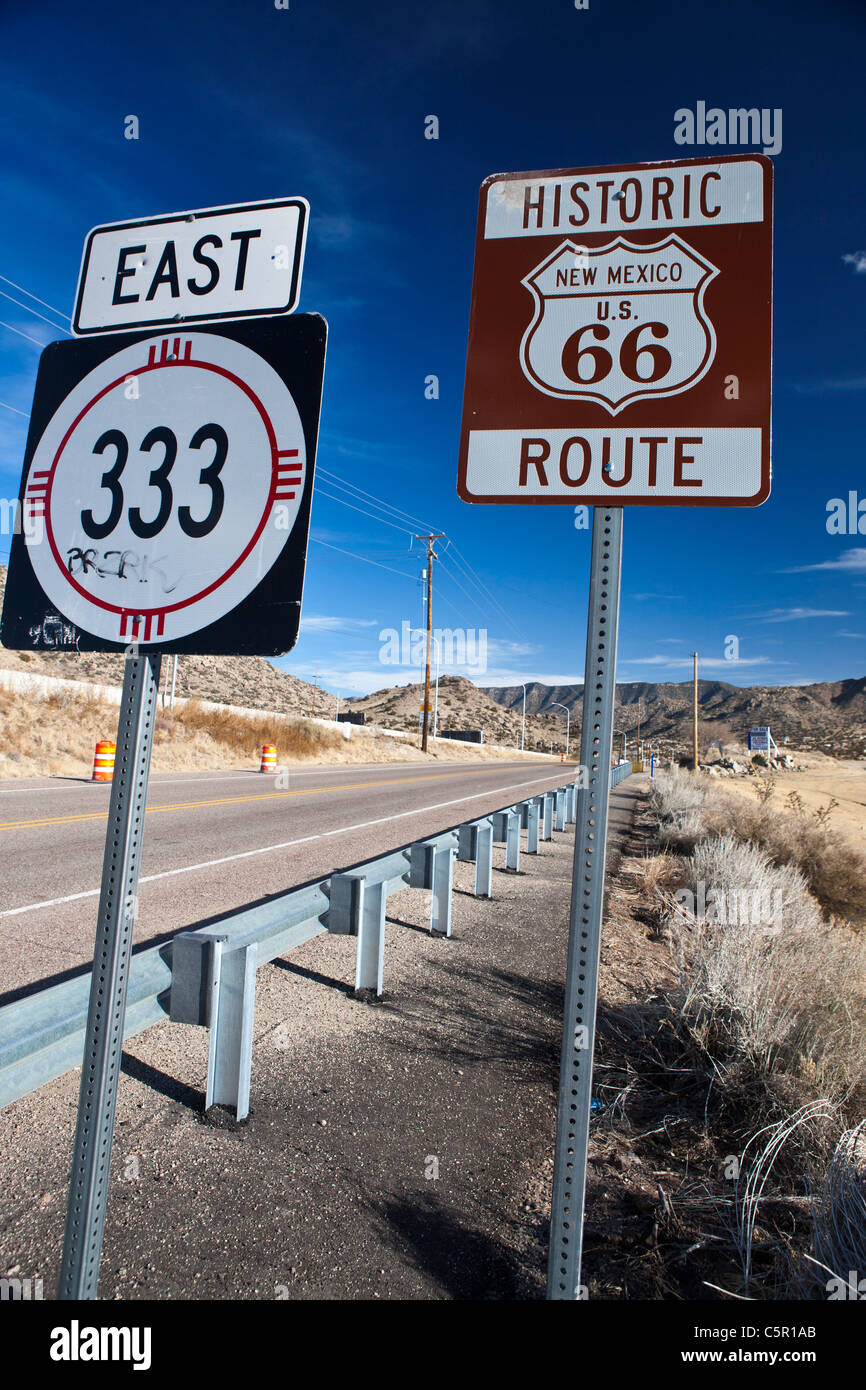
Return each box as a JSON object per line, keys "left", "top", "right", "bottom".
{"left": 519, "top": 234, "right": 718, "bottom": 414}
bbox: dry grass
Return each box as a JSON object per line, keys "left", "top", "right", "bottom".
{"left": 169, "top": 698, "right": 344, "bottom": 761}
{"left": 708, "top": 793, "right": 866, "bottom": 929}
{"left": 0, "top": 684, "right": 553, "bottom": 779}
{"left": 651, "top": 768, "right": 866, "bottom": 1129}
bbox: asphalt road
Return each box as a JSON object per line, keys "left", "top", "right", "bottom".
{"left": 0, "top": 758, "right": 574, "bottom": 998}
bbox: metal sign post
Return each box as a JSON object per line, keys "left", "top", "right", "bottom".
{"left": 547, "top": 506, "right": 623, "bottom": 1300}
{"left": 57, "top": 650, "right": 161, "bottom": 1299}
{"left": 0, "top": 193, "right": 328, "bottom": 1303}
{"left": 456, "top": 156, "right": 772, "bottom": 1298}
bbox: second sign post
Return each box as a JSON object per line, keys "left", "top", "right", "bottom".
{"left": 457, "top": 154, "right": 773, "bottom": 1299}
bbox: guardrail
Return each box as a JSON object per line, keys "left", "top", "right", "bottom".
{"left": 0, "top": 764, "right": 633, "bottom": 1121}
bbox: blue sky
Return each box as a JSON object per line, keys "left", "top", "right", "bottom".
{"left": 0, "top": 0, "right": 864, "bottom": 696}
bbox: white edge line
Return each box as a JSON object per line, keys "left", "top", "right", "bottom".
{"left": 1, "top": 772, "right": 569, "bottom": 920}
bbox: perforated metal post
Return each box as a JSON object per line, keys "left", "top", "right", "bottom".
{"left": 57, "top": 651, "right": 162, "bottom": 1301}
{"left": 547, "top": 507, "right": 623, "bottom": 1301}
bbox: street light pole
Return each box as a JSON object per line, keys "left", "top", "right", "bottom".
{"left": 520, "top": 683, "right": 527, "bottom": 751}
{"left": 552, "top": 701, "right": 570, "bottom": 759}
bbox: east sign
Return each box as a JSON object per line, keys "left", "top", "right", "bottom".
{"left": 72, "top": 197, "right": 308, "bottom": 334}
{"left": 458, "top": 154, "right": 772, "bottom": 507}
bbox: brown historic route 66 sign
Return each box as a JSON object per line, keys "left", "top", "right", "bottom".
{"left": 457, "top": 154, "right": 772, "bottom": 507}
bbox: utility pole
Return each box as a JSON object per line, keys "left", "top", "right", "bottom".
{"left": 636, "top": 697, "right": 641, "bottom": 756}
{"left": 692, "top": 652, "right": 699, "bottom": 771}
{"left": 416, "top": 534, "right": 444, "bottom": 752}
{"left": 311, "top": 669, "right": 318, "bottom": 719}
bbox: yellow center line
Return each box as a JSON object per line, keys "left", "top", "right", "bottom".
{"left": 0, "top": 765, "right": 553, "bottom": 833}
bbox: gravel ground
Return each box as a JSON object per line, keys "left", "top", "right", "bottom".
{"left": 0, "top": 782, "right": 643, "bottom": 1301}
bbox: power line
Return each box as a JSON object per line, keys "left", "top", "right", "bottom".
{"left": 310, "top": 537, "right": 417, "bottom": 581}
{"left": 0, "top": 289, "right": 72, "bottom": 336}
{"left": 316, "top": 467, "right": 509, "bottom": 636}
{"left": 0, "top": 274, "right": 71, "bottom": 322}
{"left": 0, "top": 318, "right": 46, "bottom": 349}
{"left": 447, "top": 541, "right": 525, "bottom": 639}
{"left": 435, "top": 553, "right": 490, "bottom": 615}
{"left": 314, "top": 485, "right": 415, "bottom": 537}
{"left": 317, "top": 467, "right": 441, "bottom": 534}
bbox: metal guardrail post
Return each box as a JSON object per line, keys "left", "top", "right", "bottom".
{"left": 5, "top": 785, "right": 585, "bottom": 1117}
{"left": 457, "top": 824, "right": 478, "bottom": 863}
{"left": 566, "top": 783, "right": 577, "bottom": 823}
{"left": 326, "top": 873, "right": 363, "bottom": 936}
{"left": 542, "top": 793, "right": 554, "bottom": 841}
{"left": 207, "top": 939, "right": 258, "bottom": 1120}
{"left": 409, "top": 840, "right": 437, "bottom": 890}
{"left": 547, "top": 506, "right": 624, "bottom": 1301}
{"left": 354, "top": 879, "right": 387, "bottom": 997}
{"left": 505, "top": 811, "right": 521, "bottom": 872}
{"left": 430, "top": 841, "right": 455, "bottom": 937}
{"left": 554, "top": 789, "right": 567, "bottom": 832}
{"left": 475, "top": 819, "right": 493, "bottom": 897}
{"left": 527, "top": 798, "right": 541, "bottom": 854}
{"left": 57, "top": 651, "right": 162, "bottom": 1301}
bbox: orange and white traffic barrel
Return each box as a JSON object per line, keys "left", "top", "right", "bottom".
{"left": 260, "top": 744, "right": 277, "bottom": 774}
{"left": 92, "top": 740, "right": 116, "bottom": 782}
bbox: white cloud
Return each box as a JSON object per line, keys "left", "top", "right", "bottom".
{"left": 481, "top": 671, "right": 584, "bottom": 687}
{"left": 301, "top": 615, "right": 378, "bottom": 632}
{"left": 623, "top": 655, "right": 777, "bottom": 668}
{"left": 785, "top": 549, "right": 866, "bottom": 574}
{"left": 792, "top": 375, "right": 866, "bottom": 394}
{"left": 759, "top": 607, "right": 850, "bottom": 621}
{"left": 843, "top": 251, "right": 866, "bottom": 274}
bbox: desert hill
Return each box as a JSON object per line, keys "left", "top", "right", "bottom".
{"left": 3, "top": 565, "right": 864, "bottom": 756}
{"left": 483, "top": 677, "right": 866, "bottom": 757}
{"left": 0, "top": 564, "right": 323, "bottom": 716}
{"left": 343, "top": 674, "right": 567, "bottom": 750}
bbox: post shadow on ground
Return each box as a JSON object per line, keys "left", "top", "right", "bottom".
{"left": 372, "top": 959, "right": 565, "bottom": 1081}
{"left": 120, "top": 1049, "right": 204, "bottom": 1112}
{"left": 371, "top": 1190, "right": 544, "bottom": 1300}
{"left": 270, "top": 958, "right": 354, "bottom": 997}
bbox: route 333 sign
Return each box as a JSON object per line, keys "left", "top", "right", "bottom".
{"left": 1, "top": 315, "right": 326, "bottom": 656}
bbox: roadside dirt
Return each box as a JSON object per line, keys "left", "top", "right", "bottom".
{"left": 712, "top": 751, "right": 866, "bottom": 852}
